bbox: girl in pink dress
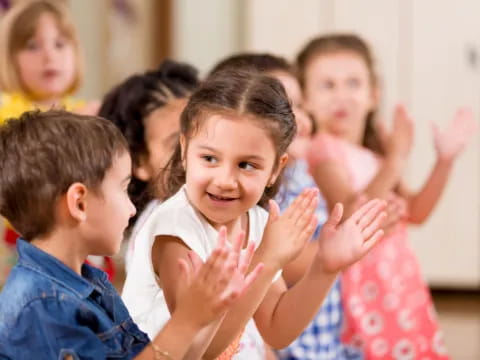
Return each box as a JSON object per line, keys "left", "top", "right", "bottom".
{"left": 297, "top": 33, "right": 476, "bottom": 359}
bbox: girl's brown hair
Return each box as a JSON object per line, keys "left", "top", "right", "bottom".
{"left": 0, "top": 0, "right": 83, "bottom": 95}
{"left": 160, "top": 69, "right": 296, "bottom": 207}
{"left": 297, "top": 33, "right": 383, "bottom": 154}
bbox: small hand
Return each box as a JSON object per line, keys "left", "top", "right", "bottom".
{"left": 433, "top": 107, "right": 477, "bottom": 162}
{"left": 175, "top": 227, "right": 263, "bottom": 326}
{"left": 382, "top": 192, "right": 408, "bottom": 235}
{"left": 260, "top": 188, "right": 319, "bottom": 270}
{"left": 316, "top": 199, "right": 387, "bottom": 273}
{"left": 379, "top": 104, "right": 414, "bottom": 160}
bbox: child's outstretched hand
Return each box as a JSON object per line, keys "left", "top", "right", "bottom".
{"left": 174, "top": 227, "right": 264, "bottom": 327}
{"left": 315, "top": 199, "right": 387, "bottom": 274}
{"left": 379, "top": 104, "right": 414, "bottom": 161}
{"left": 433, "top": 107, "right": 477, "bottom": 162}
{"left": 260, "top": 188, "right": 319, "bottom": 270}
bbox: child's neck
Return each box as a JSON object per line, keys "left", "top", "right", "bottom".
{"left": 31, "top": 230, "right": 88, "bottom": 275}
{"left": 32, "top": 97, "right": 63, "bottom": 109}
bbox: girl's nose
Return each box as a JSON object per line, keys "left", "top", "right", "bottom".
{"left": 214, "top": 167, "right": 238, "bottom": 190}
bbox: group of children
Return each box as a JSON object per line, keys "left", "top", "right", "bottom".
{"left": 0, "top": 1, "right": 476, "bottom": 359}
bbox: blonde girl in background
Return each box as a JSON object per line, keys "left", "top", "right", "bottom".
{"left": 298, "top": 33, "right": 476, "bottom": 359}
{"left": 0, "top": 0, "right": 104, "bottom": 286}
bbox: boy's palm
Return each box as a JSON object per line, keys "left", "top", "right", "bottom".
{"left": 175, "top": 228, "right": 263, "bottom": 327}
{"left": 317, "top": 200, "right": 386, "bottom": 273}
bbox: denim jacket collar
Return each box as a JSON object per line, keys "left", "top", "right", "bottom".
{"left": 16, "top": 239, "right": 107, "bottom": 299}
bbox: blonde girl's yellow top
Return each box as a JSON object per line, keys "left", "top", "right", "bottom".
{"left": 0, "top": 92, "right": 85, "bottom": 124}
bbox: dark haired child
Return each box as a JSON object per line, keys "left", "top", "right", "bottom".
{"left": 122, "top": 70, "right": 387, "bottom": 359}
{"left": 98, "top": 59, "right": 200, "bottom": 270}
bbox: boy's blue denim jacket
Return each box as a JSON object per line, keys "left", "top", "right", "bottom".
{"left": 0, "top": 239, "right": 150, "bottom": 360}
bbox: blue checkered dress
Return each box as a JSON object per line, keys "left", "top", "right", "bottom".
{"left": 275, "top": 160, "right": 363, "bottom": 360}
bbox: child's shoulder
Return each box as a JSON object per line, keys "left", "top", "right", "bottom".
{"left": 148, "top": 187, "right": 198, "bottom": 225}
{"left": 0, "top": 93, "right": 34, "bottom": 124}
{"left": 134, "top": 188, "right": 203, "bottom": 246}
{"left": 0, "top": 265, "right": 77, "bottom": 327}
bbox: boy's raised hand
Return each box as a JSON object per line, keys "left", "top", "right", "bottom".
{"left": 316, "top": 199, "right": 387, "bottom": 274}
{"left": 174, "top": 227, "right": 264, "bottom": 327}
{"left": 259, "top": 188, "right": 319, "bottom": 270}
{"left": 433, "top": 107, "right": 477, "bottom": 162}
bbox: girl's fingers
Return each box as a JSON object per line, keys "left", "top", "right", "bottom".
{"left": 299, "top": 216, "right": 318, "bottom": 243}
{"left": 231, "top": 230, "right": 245, "bottom": 254}
{"left": 362, "top": 211, "right": 387, "bottom": 239}
{"left": 241, "top": 263, "right": 264, "bottom": 292}
{"left": 296, "top": 195, "right": 318, "bottom": 228}
{"left": 200, "top": 226, "right": 229, "bottom": 281}
{"left": 178, "top": 258, "right": 192, "bottom": 286}
{"left": 357, "top": 201, "right": 387, "bottom": 230}
{"left": 216, "top": 289, "right": 242, "bottom": 312}
{"left": 200, "top": 247, "right": 227, "bottom": 283}
{"left": 291, "top": 189, "right": 318, "bottom": 224}
{"left": 350, "top": 199, "right": 381, "bottom": 223}
{"left": 323, "top": 202, "right": 343, "bottom": 231}
{"left": 267, "top": 199, "right": 281, "bottom": 223}
{"left": 361, "top": 229, "right": 385, "bottom": 255}
{"left": 188, "top": 251, "right": 204, "bottom": 275}
{"left": 217, "top": 226, "right": 227, "bottom": 249}
{"left": 283, "top": 188, "right": 309, "bottom": 218}
{"left": 238, "top": 241, "right": 256, "bottom": 275}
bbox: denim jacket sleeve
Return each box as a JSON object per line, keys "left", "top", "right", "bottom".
{"left": 3, "top": 296, "right": 108, "bottom": 360}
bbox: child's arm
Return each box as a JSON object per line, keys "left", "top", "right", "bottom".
{"left": 311, "top": 105, "right": 413, "bottom": 212}
{"left": 155, "top": 189, "right": 320, "bottom": 359}
{"left": 253, "top": 199, "right": 386, "bottom": 348}
{"left": 137, "top": 228, "right": 262, "bottom": 360}
{"left": 397, "top": 108, "right": 476, "bottom": 224}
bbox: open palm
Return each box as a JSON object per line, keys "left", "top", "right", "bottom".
{"left": 433, "top": 107, "right": 477, "bottom": 161}
{"left": 316, "top": 199, "right": 386, "bottom": 273}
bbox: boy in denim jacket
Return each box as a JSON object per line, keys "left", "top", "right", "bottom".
{"left": 0, "top": 110, "right": 261, "bottom": 360}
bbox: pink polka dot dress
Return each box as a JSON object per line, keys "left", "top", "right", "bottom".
{"left": 307, "top": 133, "right": 450, "bottom": 360}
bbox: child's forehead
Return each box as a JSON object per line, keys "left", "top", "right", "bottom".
{"left": 23, "top": 10, "right": 72, "bottom": 38}
{"left": 194, "top": 112, "right": 267, "bottom": 138}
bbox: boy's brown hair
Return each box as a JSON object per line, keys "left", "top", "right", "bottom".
{"left": 0, "top": 110, "right": 128, "bottom": 241}
{"left": 0, "top": 0, "right": 83, "bottom": 94}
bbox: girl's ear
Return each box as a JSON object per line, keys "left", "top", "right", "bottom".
{"left": 179, "top": 134, "right": 187, "bottom": 169}
{"left": 268, "top": 153, "right": 289, "bottom": 186}
{"left": 65, "top": 183, "right": 88, "bottom": 222}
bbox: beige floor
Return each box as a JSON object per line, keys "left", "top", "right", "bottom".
{"left": 433, "top": 291, "right": 480, "bottom": 360}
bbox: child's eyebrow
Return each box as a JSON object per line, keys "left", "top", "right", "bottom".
{"left": 197, "top": 145, "right": 265, "bottom": 162}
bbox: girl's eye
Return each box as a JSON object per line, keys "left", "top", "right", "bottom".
{"left": 202, "top": 155, "right": 217, "bottom": 164}
{"left": 239, "top": 162, "right": 255, "bottom": 171}
{"left": 318, "top": 80, "right": 334, "bottom": 90}
{"left": 25, "top": 41, "right": 38, "bottom": 51}
{"left": 347, "top": 78, "right": 361, "bottom": 88}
